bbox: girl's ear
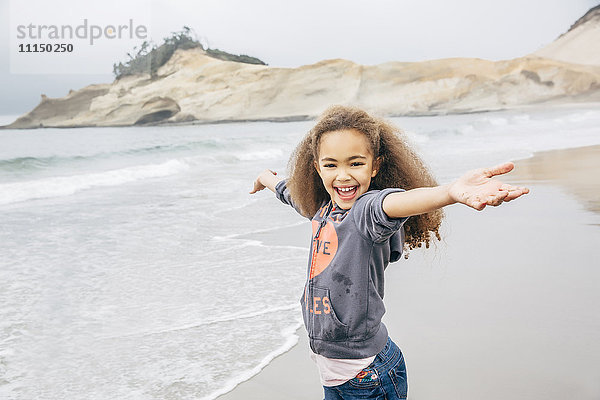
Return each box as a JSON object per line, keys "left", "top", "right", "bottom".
{"left": 314, "top": 161, "right": 322, "bottom": 177}
{"left": 371, "top": 156, "right": 382, "bottom": 177}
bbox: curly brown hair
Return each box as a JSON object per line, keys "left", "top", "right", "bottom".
{"left": 287, "top": 105, "right": 444, "bottom": 250}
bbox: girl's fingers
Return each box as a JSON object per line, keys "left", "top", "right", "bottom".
{"left": 501, "top": 183, "right": 529, "bottom": 192}
{"left": 463, "top": 179, "right": 528, "bottom": 210}
{"left": 505, "top": 187, "right": 529, "bottom": 201}
{"left": 486, "top": 192, "right": 507, "bottom": 206}
{"left": 249, "top": 180, "right": 264, "bottom": 194}
{"left": 468, "top": 195, "right": 485, "bottom": 210}
{"left": 250, "top": 169, "right": 279, "bottom": 194}
{"left": 496, "top": 184, "right": 530, "bottom": 203}
{"left": 482, "top": 162, "right": 514, "bottom": 178}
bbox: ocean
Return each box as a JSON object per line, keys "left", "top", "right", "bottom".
{"left": 1, "top": 104, "right": 599, "bottom": 399}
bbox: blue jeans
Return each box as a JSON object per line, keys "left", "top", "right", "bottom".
{"left": 323, "top": 338, "right": 408, "bottom": 400}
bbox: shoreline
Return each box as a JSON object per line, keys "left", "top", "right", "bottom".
{"left": 216, "top": 143, "right": 600, "bottom": 400}
{"left": 2, "top": 100, "right": 600, "bottom": 130}
{"left": 214, "top": 325, "right": 323, "bottom": 400}
{"left": 507, "top": 144, "right": 600, "bottom": 215}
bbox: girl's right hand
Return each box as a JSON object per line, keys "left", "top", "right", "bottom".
{"left": 249, "top": 169, "right": 279, "bottom": 194}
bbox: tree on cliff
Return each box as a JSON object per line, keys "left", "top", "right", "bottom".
{"left": 113, "top": 27, "right": 266, "bottom": 79}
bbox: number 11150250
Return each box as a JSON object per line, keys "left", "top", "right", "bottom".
{"left": 18, "top": 43, "right": 74, "bottom": 52}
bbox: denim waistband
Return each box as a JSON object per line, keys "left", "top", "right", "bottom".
{"left": 374, "top": 337, "right": 402, "bottom": 372}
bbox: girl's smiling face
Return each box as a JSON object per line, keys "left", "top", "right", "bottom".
{"left": 315, "top": 129, "right": 380, "bottom": 209}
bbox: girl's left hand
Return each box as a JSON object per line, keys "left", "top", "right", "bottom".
{"left": 448, "top": 162, "right": 530, "bottom": 211}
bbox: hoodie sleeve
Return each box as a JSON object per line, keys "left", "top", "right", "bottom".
{"left": 275, "top": 179, "right": 310, "bottom": 218}
{"left": 352, "top": 188, "right": 409, "bottom": 243}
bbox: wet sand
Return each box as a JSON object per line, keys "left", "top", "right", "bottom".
{"left": 507, "top": 145, "right": 600, "bottom": 215}
{"left": 218, "top": 145, "right": 600, "bottom": 400}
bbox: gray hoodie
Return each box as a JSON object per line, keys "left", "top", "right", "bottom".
{"left": 275, "top": 180, "right": 408, "bottom": 359}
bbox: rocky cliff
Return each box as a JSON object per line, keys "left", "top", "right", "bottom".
{"left": 533, "top": 5, "right": 600, "bottom": 66}
{"left": 6, "top": 7, "right": 600, "bottom": 129}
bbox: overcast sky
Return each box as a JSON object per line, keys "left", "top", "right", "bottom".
{"left": 1, "top": 0, "right": 598, "bottom": 115}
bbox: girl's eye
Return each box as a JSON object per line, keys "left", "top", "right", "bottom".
{"left": 323, "top": 163, "right": 335, "bottom": 168}
{"left": 351, "top": 162, "right": 364, "bottom": 167}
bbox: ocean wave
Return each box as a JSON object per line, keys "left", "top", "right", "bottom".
{"left": 0, "top": 155, "right": 86, "bottom": 171}
{"left": 121, "top": 139, "right": 223, "bottom": 156}
{"left": 404, "top": 130, "right": 430, "bottom": 145}
{"left": 99, "top": 304, "right": 301, "bottom": 340}
{"left": 0, "top": 140, "right": 223, "bottom": 171}
{"left": 212, "top": 148, "right": 286, "bottom": 165}
{"left": 233, "top": 148, "right": 284, "bottom": 161}
{"left": 199, "top": 320, "right": 303, "bottom": 400}
{"left": 212, "top": 220, "right": 308, "bottom": 241}
{"left": 0, "top": 159, "right": 190, "bottom": 205}
{"left": 553, "top": 110, "right": 600, "bottom": 124}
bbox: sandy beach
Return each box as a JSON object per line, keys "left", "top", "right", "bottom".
{"left": 507, "top": 145, "right": 600, "bottom": 215}
{"left": 218, "top": 145, "right": 600, "bottom": 400}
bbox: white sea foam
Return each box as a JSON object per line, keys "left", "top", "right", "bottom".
{"left": 404, "top": 130, "right": 430, "bottom": 145}
{"left": 233, "top": 148, "right": 284, "bottom": 161}
{"left": 199, "top": 320, "right": 303, "bottom": 400}
{"left": 100, "top": 304, "right": 301, "bottom": 340}
{"left": 212, "top": 220, "right": 308, "bottom": 241}
{"left": 0, "top": 159, "right": 190, "bottom": 205}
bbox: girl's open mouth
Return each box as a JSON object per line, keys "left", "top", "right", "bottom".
{"left": 334, "top": 186, "right": 358, "bottom": 200}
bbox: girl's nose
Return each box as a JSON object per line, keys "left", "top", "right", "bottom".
{"left": 336, "top": 167, "right": 351, "bottom": 181}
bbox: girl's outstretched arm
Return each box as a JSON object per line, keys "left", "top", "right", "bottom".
{"left": 249, "top": 169, "right": 284, "bottom": 194}
{"left": 382, "top": 162, "right": 529, "bottom": 218}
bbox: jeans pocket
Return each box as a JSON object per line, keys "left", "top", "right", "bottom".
{"left": 388, "top": 351, "right": 408, "bottom": 399}
{"left": 340, "top": 365, "right": 384, "bottom": 399}
{"left": 348, "top": 365, "right": 380, "bottom": 389}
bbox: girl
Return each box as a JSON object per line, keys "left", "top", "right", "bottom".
{"left": 249, "top": 105, "right": 529, "bottom": 400}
